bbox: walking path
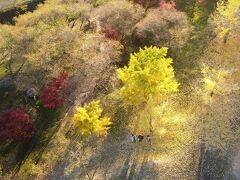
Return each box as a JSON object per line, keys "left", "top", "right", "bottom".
{"left": 51, "top": 131, "right": 193, "bottom": 180}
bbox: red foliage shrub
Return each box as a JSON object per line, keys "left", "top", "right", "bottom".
{"left": 159, "top": 0, "right": 176, "bottom": 9}
{"left": 101, "top": 26, "right": 123, "bottom": 41}
{"left": 134, "top": 0, "right": 145, "bottom": 6}
{"left": 40, "top": 72, "right": 69, "bottom": 109}
{"left": 0, "top": 108, "right": 35, "bottom": 142}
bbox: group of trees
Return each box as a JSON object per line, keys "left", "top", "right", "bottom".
{"left": 0, "top": 0, "right": 123, "bottom": 142}
{"left": 0, "top": 0, "right": 194, "bottom": 136}
{"left": 0, "top": 0, "right": 240, "bottom": 179}
{"left": 72, "top": 46, "right": 179, "bottom": 136}
{"left": 0, "top": 72, "right": 69, "bottom": 142}
{"left": 91, "top": 0, "right": 192, "bottom": 52}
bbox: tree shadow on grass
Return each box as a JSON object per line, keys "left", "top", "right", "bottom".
{"left": 13, "top": 107, "right": 63, "bottom": 171}
{"left": 136, "top": 160, "right": 159, "bottom": 180}
{"left": 51, "top": 132, "right": 160, "bottom": 180}
{"left": 110, "top": 146, "right": 160, "bottom": 180}
{"left": 108, "top": 149, "right": 134, "bottom": 180}
{"left": 81, "top": 134, "right": 131, "bottom": 179}
{"left": 52, "top": 132, "right": 132, "bottom": 180}
{"left": 116, "top": 152, "right": 132, "bottom": 180}
{"left": 127, "top": 159, "right": 137, "bottom": 180}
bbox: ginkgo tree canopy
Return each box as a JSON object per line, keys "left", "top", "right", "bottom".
{"left": 117, "top": 46, "right": 179, "bottom": 106}
{"left": 213, "top": 0, "right": 240, "bottom": 37}
{"left": 72, "top": 100, "right": 112, "bottom": 136}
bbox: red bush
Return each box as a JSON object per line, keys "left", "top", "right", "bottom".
{"left": 159, "top": 0, "right": 176, "bottom": 9}
{"left": 134, "top": 0, "right": 145, "bottom": 6}
{"left": 101, "top": 26, "right": 123, "bottom": 41}
{"left": 0, "top": 108, "right": 35, "bottom": 142}
{"left": 40, "top": 72, "right": 69, "bottom": 109}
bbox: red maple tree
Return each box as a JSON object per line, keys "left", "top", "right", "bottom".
{"left": 40, "top": 72, "right": 69, "bottom": 109}
{"left": 0, "top": 108, "right": 35, "bottom": 142}
{"left": 101, "top": 26, "right": 123, "bottom": 41}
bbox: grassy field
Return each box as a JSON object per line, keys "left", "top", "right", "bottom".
{"left": 0, "top": 0, "right": 32, "bottom": 11}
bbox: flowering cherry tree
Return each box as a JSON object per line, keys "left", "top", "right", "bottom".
{"left": 40, "top": 72, "right": 69, "bottom": 109}
{"left": 0, "top": 108, "right": 35, "bottom": 142}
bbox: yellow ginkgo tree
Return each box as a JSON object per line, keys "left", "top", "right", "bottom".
{"left": 201, "top": 65, "right": 229, "bottom": 103}
{"left": 72, "top": 100, "right": 112, "bottom": 137}
{"left": 117, "top": 46, "right": 179, "bottom": 132}
{"left": 212, "top": 0, "right": 240, "bottom": 39}
{"left": 117, "top": 46, "right": 179, "bottom": 106}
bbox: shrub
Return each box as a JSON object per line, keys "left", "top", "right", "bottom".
{"left": 101, "top": 26, "right": 123, "bottom": 41}
{"left": 159, "top": 0, "right": 176, "bottom": 9}
{"left": 132, "top": 0, "right": 159, "bottom": 8}
{"left": 95, "top": 0, "right": 112, "bottom": 6}
{"left": 0, "top": 108, "right": 35, "bottom": 142}
{"left": 91, "top": 0, "right": 145, "bottom": 35}
{"left": 134, "top": 0, "right": 145, "bottom": 6}
{"left": 17, "top": 159, "right": 44, "bottom": 180}
{"left": 40, "top": 72, "right": 69, "bottom": 109}
{"left": 133, "top": 9, "right": 192, "bottom": 49}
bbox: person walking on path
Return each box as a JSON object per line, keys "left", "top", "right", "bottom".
{"left": 147, "top": 135, "right": 152, "bottom": 145}
{"left": 26, "top": 87, "right": 37, "bottom": 102}
{"left": 138, "top": 135, "right": 144, "bottom": 142}
{"left": 131, "top": 134, "right": 137, "bottom": 143}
